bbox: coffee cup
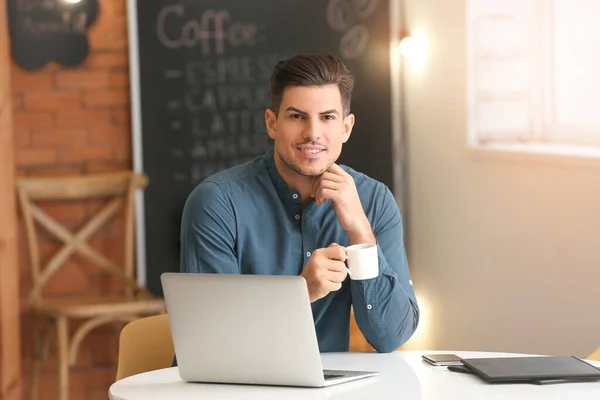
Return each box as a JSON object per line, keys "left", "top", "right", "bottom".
{"left": 345, "top": 243, "right": 378, "bottom": 280}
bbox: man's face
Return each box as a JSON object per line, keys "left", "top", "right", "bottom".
{"left": 265, "top": 85, "right": 355, "bottom": 177}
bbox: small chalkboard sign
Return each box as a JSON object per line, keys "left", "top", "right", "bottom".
{"left": 7, "top": 0, "right": 99, "bottom": 70}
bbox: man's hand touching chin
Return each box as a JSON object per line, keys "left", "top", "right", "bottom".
{"left": 311, "top": 163, "right": 376, "bottom": 245}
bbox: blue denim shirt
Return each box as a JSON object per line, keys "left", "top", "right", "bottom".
{"left": 180, "top": 149, "right": 419, "bottom": 353}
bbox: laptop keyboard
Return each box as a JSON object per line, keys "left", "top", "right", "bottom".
{"left": 324, "top": 373, "right": 345, "bottom": 380}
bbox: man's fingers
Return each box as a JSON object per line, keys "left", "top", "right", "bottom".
{"left": 313, "top": 179, "right": 338, "bottom": 206}
{"left": 311, "top": 175, "right": 332, "bottom": 198}
{"left": 314, "top": 188, "right": 338, "bottom": 206}
{"left": 327, "top": 163, "right": 348, "bottom": 176}
{"left": 323, "top": 245, "right": 347, "bottom": 261}
{"left": 315, "top": 179, "right": 338, "bottom": 191}
{"left": 312, "top": 167, "right": 343, "bottom": 200}
{"left": 324, "top": 280, "right": 343, "bottom": 293}
{"left": 325, "top": 267, "right": 348, "bottom": 283}
{"left": 320, "top": 171, "right": 343, "bottom": 183}
{"left": 313, "top": 180, "right": 337, "bottom": 206}
{"left": 325, "top": 259, "right": 347, "bottom": 273}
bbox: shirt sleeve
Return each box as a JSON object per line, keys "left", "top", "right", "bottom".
{"left": 350, "top": 183, "right": 420, "bottom": 353}
{"left": 180, "top": 181, "right": 239, "bottom": 274}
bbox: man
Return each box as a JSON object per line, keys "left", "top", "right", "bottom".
{"left": 180, "top": 54, "right": 419, "bottom": 353}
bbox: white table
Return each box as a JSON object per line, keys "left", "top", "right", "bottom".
{"left": 109, "top": 350, "right": 600, "bottom": 399}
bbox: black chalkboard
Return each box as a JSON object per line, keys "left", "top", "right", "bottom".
{"left": 7, "top": 0, "right": 99, "bottom": 70}
{"left": 129, "top": 0, "right": 397, "bottom": 295}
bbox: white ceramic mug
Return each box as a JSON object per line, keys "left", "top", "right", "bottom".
{"left": 345, "top": 243, "right": 379, "bottom": 280}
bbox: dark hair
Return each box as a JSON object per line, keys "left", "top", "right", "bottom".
{"left": 270, "top": 54, "right": 355, "bottom": 116}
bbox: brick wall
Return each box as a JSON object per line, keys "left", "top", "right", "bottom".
{"left": 11, "top": 1, "right": 132, "bottom": 399}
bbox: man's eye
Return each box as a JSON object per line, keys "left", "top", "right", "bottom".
{"left": 322, "top": 115, "right": 335, "bottom": 120}
{"left": 291, "top": 114, "right": 303, "bottom": 119}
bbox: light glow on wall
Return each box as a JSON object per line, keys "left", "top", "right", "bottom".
{"left": 402, "top": 290, "right": 433, "bottom": 350}
{"left": 399, "top": 31, "right": 428, "bottom": 69}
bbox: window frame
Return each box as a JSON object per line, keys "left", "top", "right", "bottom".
{"left": 467, "top": 0, "right": 600, "bottom": 154}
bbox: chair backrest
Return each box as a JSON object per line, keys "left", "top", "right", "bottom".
{"left": 115, "top": 314, "right": 175, "bottom": 381}
{"left": 588, "top": 346, "right": 600, "bottom": 361}
{"left": 16, "top": 171, "right": 148, "bottom": 304}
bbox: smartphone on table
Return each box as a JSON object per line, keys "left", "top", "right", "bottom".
{"left": 422, "top": 354, "right": 463, "bottom": 366}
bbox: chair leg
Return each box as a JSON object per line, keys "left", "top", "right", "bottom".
{"left": 111, "top": 320, "right": 124, "bottom": 338}
{"left": 30, "top": 318, "right": 43, "bottom": 400}
{"left": 57, "top": 316, "right": 69, "bottom": 400}
{"left": 30, "top": 317, "right": 53, "bottom": 400}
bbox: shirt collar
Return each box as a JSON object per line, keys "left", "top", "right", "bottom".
{"left": 263, "top": 148, "right": 304, "bottom": 208}
{"left": 264, "top": 147, "right": 290, "bottom": 193}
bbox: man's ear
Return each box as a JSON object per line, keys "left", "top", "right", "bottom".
{"left": 342, "top": 113, "right": 355, "bottom": 144}
{"left": 265, "top": 109, "right": 277, "bottom": 140}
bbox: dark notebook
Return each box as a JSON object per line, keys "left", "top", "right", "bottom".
{"left": 457, "top": 356, "right": 600, "bottom": 384}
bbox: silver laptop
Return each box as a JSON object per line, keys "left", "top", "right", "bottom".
{"left": 160, "top": 272, "right": 378, "bottom": 387}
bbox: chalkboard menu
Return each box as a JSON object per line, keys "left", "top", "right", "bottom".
{"left": 7, "top": 0, "right": 98, "bottom": 70}
{"left": 129, "top": 0, "right": 397, "bottom": 295}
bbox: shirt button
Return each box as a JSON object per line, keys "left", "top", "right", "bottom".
{"left": 306, "top": 251, "right": 311, "bottom": 257}
{"left": 409, "top": 280, "right": 413, "bottom": 286}
{"left": 367, "top": 304, "right": 373, "bottom": 310}
{"left": 294, "top": 214, "right": 300, "bottom": 220}
{"left": 292, "top": 193, "right": 299, "bottom": 199}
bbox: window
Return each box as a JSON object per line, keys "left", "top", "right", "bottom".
{"left": 467, "top": 0, "right": 600, "bottom": 153}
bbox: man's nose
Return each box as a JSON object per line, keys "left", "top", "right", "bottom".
{"left": 303, "top": 119, "right": 321, "bottom": 141}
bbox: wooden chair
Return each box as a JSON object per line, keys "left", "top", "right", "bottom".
{"left": 16, "top": 171, "right": 166, "bottom": 400}
{"left": 115, "top": 314, "right": 174, "bottom": 381}
{"left": 349, "top": 308, "right": 375, "bottom": 352}
{"left": 349, "top": 308, "right": 408, "bottom": 352}
{"left": 588, "top": 346, "right": 600, "bottom": 361}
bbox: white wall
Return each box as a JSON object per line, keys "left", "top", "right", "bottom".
{"left": 401, "top": 0, "right": 600, "bottom": 357}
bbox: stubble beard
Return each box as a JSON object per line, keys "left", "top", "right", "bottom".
{"left": 275, "top": 147, "right": 329, "bottom": 177}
